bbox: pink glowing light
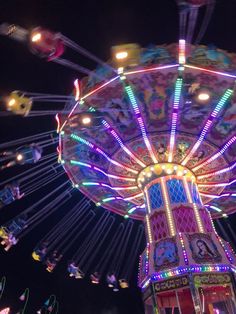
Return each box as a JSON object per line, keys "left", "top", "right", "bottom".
{"left": 74, "top": 79, "right": 80, "bottom": 101}
{"left": 178, "top": 39, "right": 186, "bottom": 64}
{"left": 185, "top": 64, "right": 236, "bottom": 79}
{"left": 124, "top": 64, "right": 179, "bottom": 76}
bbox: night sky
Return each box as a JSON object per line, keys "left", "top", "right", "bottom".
{"left": 0, "top": 0, "right": 236, "bottom": 313}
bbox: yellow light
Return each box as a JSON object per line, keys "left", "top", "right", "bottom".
{"left": 116, "top": 51, "right": 128, "bottom": 60}
{"left": 146, "top": 215, "right": 153, "bottom": 243}
{"left": 31, "top": 32, "right": 42, "bottom": 42}
{"left": 177, "top": 171, "right": 183, "bottom": 176}
{"left": 16, "top": 154, "right": 23, "bottom": 161}
{"left": 193, "top": 202, "right": 204, "bottom": 233}
{"left": 81, "top": 116, "right": 92, "bottom": 125}
{"left": 166, "top": 168, "right": 173, "bottom": 175}
{"left": 147, "top": 172, "right": 152, "bottom": 177}
{"left": 8, "top": 98, "right": 16, "bottom": 107}
{"left": 197, "top": 92, "right": 210, "bottom": 101}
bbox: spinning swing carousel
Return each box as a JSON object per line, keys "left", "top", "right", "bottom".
{"left": 1, "top": 0, "right": 236, "bottom": 313}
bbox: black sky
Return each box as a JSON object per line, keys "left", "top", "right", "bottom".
{"left": 0, "top": 0, "right": 236, "bottom": 313}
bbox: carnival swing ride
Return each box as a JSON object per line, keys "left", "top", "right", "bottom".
{"left": 1, "top": 0, "right": 236, "bottom": 313}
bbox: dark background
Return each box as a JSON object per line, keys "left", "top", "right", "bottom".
{"left": 0, "top": 0, "right": 236, "bottom": 313}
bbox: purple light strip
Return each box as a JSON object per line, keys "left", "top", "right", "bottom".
{"left": 71, "top": 134, "right": 138, "bottom": 174}
{"left": 82, "top": 181, "right": 138, "bottom": 191}
{"left": 102, "top": 121, "right": 146, "bottom": 167}
{"left": 198, "top": 179, "right": 236, "bottom": 188}
{"left": 193, "top": 135, "right": 236, "bottom": 172}
{"left": 197, "top": 161, "right": 236, "bottom": 179}
{"left": 182, "top": 89, "right": 233, "bottom": 166}
{"left": 70, "top": 160, "right": 136, "bottom": 182}
{"left": 200, "top": 192, "right": 236, "bottom": 199}
{"left": 125, "top": 84, "right": 158, "bottom": 163}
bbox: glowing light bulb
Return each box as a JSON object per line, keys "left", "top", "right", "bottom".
{"left": 177, "top": 171, "right": 183, "bottom": 176}
{"left": 198, "top": 92, "right": 210, "bottom": 101}
{"left": 31, "top": 32, "right": 42, "bottom": 42}
{"left": 116, "top": 51, "right": 128, "bottom": 60}
{"left": 81, "top": 116, "right": 92, "bottom": 125}
{"left": 8, "top": 98, "right": 16, "bottom": 107}
{"left": 166, "top": 168, "right": 173, "bottom": 174}
{"left": 16, "top": 153, "right": 23, "bottom": 161}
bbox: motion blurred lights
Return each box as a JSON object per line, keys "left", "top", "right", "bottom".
{"left": 119, "top": 279, "right": 129, "bottom": 288}
{"left": 90, "top": 272, "right": 100, "bottom": 284}
{"left": 8, "top": 98, "right": 16, "bottom": 107}
{"left": 16, "top": 153, "right": 24, "bottom": 161}
{"left": 0, "top": 308, "right": 10, "bottom": 314}
{"left": 31, "top": 32, "right": 41, "bottom": 42}
{"left": 116, "top": 51, "right": 128, "bottom": 60}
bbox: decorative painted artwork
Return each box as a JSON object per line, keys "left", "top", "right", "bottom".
{"left": 187, "top": 233, "right": 222, "bottom": 263}
{"left": 153, "top": 237, "right": 179, "bottom": 271}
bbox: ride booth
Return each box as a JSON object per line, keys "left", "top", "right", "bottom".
{"left": 138, "top": 163, "right": 236, "bottom": 314}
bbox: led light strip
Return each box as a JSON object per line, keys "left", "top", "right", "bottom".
{"left": 70, "top": 160, "right": 136, "bottom": 181}
{"left": 183, "top": 177, "right": 204, "bottom": 232}
{"left": 146, "top": 215, "right": 153, "bottom": 243}
{"left": 182, "top": 89, "right": 233, "bottom": 166}
{"left": 144, "top": 187, "right": 151, "bottom": 214}
{"left": 205, "top": 204, "right": 222, "bottom": 212}
{"left": 200, "top": 192, "right": 236, "bottom": 199}
{"left": 100, "top": 192, "right": 143, "bottom": 204}
{"left": 71, "top": 134, "right": 138, "bottom": 174}
{"left": 198, "top": 179, "right": 236, "bottom": 188}
{"left": 82, "top": 182, "right": 138, "bottom": 191}
{"left": 124, "top": 192, "right": 143, "bottom": 201}
{"left": 102, "top": 121, "right": 146, "bottom": 167}
{"left": 179, "top": 39, "right": 186, "bottom": 65}
{"left": 124, "top": 85, "right": 158, "bottom": 163}
{"left": 179, "top": 232, "right": 188, "bottom": 265}
{"left": 216, "top": 234, "right": 233, "bottom": 263}
{"left": 197, "top": 161, "right": 236, "bottom": 179}
{"left": 161, "top": 178, "right": 175, "bottom": 236}
{"left": 185, "top": 64, "right": 236, "bottom": 79}
{"left": 193, "top": 136, "right": 236, "bottom": 172}
{"left": 150, "top": 265, "right": 231, "bottom": 283}
{"left": 128, "top": 204, "right": 145, "bottom": 214}
{"left": 193, "top": 203, "right": 204, "bottom": 232}
{"left": 124, "top": 64, "right": 179, "bottom": 76}
{"left": 64, "top": 76, "right": 120, "bottom": 123}
{"left": 183, "top": 177, "right": 193, "bottom": 203}
{"left": 168, "top": 78, "right": 183, "bottom": 162}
